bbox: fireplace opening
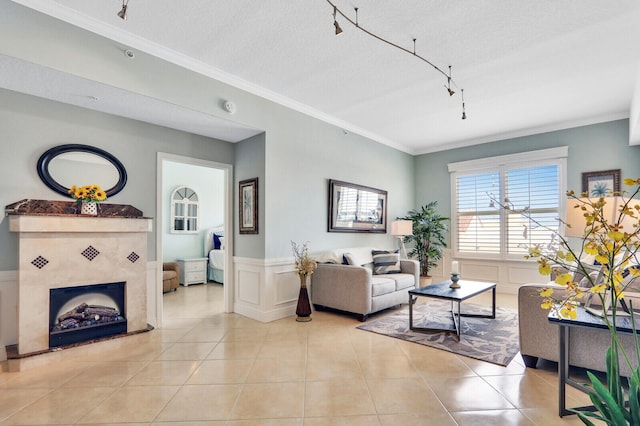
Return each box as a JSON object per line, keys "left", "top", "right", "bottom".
{"left": 49, "top": 282, "right": 127, "bottom": 348}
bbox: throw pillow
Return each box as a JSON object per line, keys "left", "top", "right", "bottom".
{"left": 213, "top": 234, "right": 222, "bottom": 250}
{"left": 372, "top": 249, "right": 401, "bottom": 274}
{"left": 343, "top": 252, "right": 356, "bottom": 265}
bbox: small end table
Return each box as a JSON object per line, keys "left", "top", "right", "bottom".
{"left": 177, "top": 257, "right": 208, "bottom": 286}
{"left": 548, "top": 306, "right": 634, "bottom": 417}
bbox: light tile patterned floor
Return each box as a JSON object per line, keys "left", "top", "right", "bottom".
{"left": 0, "top": 284, "right": 596, "bottom": 425}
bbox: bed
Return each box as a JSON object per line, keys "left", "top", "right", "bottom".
{"left": 204, "top": 226, "right": 225, "bottom": 284}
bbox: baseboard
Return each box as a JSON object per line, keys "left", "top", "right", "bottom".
{"left": 233, "top": 301, "right": 296, "bottom": 323}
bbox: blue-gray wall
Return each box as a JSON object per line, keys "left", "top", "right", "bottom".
{"left": 234, "top": 133, "right": 266, "bottom": 259}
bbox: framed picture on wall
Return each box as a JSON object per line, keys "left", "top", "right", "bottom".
{"left": 582, "top": 169, "right": 621, "bottom": 197}
{"left": 239, "top": 178, "right": 258, "bottom": 234}
{"left": 328, "top": 179, "right": 387, "bottom": 233}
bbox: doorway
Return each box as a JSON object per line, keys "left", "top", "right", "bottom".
{"left": 155, "top": 153, "right": 233, "bottom": 327}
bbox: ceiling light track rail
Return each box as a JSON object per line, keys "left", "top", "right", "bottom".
{"left": 327, "top": 0, "right": 467, "bottom": 120}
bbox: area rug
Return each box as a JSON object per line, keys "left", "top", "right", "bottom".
{"left": 356, "top": 300, "right": 519, "bottom": 366}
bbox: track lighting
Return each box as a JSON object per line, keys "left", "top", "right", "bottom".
{"left": 446, "top": 66, "right": 455, "bottom": 96}
{"left": 334, "top": 20, "right": 343, "bottom": 35}
{"left": 326, "top": 0, "right": 467, "bottom": 120}
{"left": 117, "top": 0, "right": 129, "bottom": 20}
{"left": 333, "top": 6, "right": 343, "bottom": 35}
{"left": 461, "top": 89, "right": 467, "bottom": 120}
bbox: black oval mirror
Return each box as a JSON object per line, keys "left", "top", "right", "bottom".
{"left": 37, "top": 144, "right": 127, "bottom": 198}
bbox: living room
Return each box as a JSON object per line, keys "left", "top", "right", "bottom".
{"left": 1, "top": 1, "right": 640, "bottom": 423}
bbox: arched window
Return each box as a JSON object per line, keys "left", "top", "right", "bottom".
{"left": 171, "top": 186, "right": 199, "bottom": 233}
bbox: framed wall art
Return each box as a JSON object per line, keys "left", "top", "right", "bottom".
{"left": 328, "top": 179, "right": 387, "bottom": 233}
{"left": 239, "top": 178, "right": 258, "bottom": 234}
{"left": 582, "top": 169, "right": 621, "bottom": 197}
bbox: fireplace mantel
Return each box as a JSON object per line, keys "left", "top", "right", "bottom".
{"left": 9, "top": 206, "right": 152, "bottom": 356}
{"left": 10, "top": 215, "right": 152, "bottom": 233}
{"left": 5, "top": 199, "right": 144, "bottom": 218}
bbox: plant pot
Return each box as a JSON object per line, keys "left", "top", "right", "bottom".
{"left": 296, "top": 274, "right": 312, "bottom": 322}
{"left": 81, "top": 201, "right": 98, "bottom": 215}
{"left": 419, "top": 276, "right": 433, "bottom": 287}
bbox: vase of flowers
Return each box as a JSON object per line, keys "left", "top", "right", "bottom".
{"left": 291, "top": 240, "right": 318, "bottom": 322}
{"left": 500, "top": 178, "right": 640, "bottom": 424}
{"left": 68, "top": 184, "right": 107, "bottom": 216}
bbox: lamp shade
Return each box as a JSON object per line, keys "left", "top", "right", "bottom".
{"left": 565, "top": 197, "right": 640, "bottom": 237}
{"left": 391, "top": 220, "right": 412, "bottom": 236}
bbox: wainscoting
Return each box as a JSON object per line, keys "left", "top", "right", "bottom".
{"left": 233, "top": 256, "right": 300, "bottom": 323}
{"left": 435, "top": 250, "right": 549, "bottom": 294}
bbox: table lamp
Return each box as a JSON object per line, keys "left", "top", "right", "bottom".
{"left": 391, "top": 219, "right": 412, "bottom": 259}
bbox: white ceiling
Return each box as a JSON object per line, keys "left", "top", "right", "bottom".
{"left": 6, "top": 0, "right": 640, "bottom": 154}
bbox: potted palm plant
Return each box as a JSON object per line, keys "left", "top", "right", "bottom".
{"left": 402, "top": 201, "right": 449, "bottom": 286}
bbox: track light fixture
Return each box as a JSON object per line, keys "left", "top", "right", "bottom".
{"left": 326, "top": 1, "right": 467, "bottom": 120}
{"left": 117, "top": 0, "right": 129, "bottom": 20}
{"left": 461, "top": 89, "right": 467, "bottom": 120}
{"left": 333, "top": 6, "right": 343, "bottom": 35}
{"left": 446, "top": 66, "right": 455, "bottom": 96}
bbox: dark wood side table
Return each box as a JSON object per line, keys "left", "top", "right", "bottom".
{"left": 408, "top": 280, "right": 496, "bottom": 340}
{"left": 548, "top": 306, "right": 634, "bottom": 417}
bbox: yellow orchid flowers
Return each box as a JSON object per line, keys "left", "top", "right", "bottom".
{"left": 523, "top": 177, "right": 640, "bottom": 320}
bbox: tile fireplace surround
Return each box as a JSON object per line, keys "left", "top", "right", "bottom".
{"left": 7, "top": 200, "right": 152, "bottom": 360}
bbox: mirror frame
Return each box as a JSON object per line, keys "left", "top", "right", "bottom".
{"left": 328, "top": 179, "right": 387, "bottom": 233}
{"left": 37, "top": 144, "right": 128, "bottom": 198}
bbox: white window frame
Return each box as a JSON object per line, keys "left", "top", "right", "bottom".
{"left": 448, "top": 147, "right": 568, "bottom": 261}
{"left": 170, "top": 185, "right": 200, "bottom": 233}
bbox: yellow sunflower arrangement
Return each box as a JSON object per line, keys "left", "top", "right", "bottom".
{"left": 68, "top": 184, "right": 108, "bottom": 203}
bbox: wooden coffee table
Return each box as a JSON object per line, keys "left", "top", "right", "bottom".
{"left": 408, "top": 280, "right": 496, "bottom": 340}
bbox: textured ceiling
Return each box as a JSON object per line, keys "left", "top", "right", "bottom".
{"left": 6, "top": 0, "right": 640, "bottom": 153}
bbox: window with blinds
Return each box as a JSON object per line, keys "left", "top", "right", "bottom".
{"left": 449, "top": 148, "right": 567, "bottom": 259}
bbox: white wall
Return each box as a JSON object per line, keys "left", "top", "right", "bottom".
{"left": 162, "top": 161, "right": 224, "bottom": 261}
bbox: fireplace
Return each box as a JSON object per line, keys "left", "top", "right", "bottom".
{"left": 49, "top": 282, "right": 127, "bottom": 348}
{"left": 8, "top": 206, "right": 152, "bottom": 357}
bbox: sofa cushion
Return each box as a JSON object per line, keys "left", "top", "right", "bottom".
{"left": 371, "top": 276, "right": 396, "bottom": 296}
{"left": 391, "top": 273, "right": 415, "bottom": 291}
{"left": 372, "top": 249, "right": 401, "bottom": 274}
{"left": 343, "top": 252, "right": 356, "bottom": 265}
{"left": 315, "top": 247, "right": 374, "bottom": 266}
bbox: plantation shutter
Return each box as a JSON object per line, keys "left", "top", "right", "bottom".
{"left": 455, "top": 171, "right": 501, "bottom": 254}
{"left": 505, "top": 164, "right": 560, "bottom": 255}
{"left": 449, "top": 147, "right": 566, "bottom": 259}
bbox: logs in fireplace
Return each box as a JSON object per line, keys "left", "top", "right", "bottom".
{"left": 49, "top": 282, "right": 127, "bottom": 348}
{"left": 52, "top": 303, "right": 124, "bottom": 331}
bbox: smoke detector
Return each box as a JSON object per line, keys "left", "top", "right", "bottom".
{"left": 223, "top": 101, "right": 236, "bottom": 114}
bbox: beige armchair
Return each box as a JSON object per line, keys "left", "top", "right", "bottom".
{"left": 162, "top": 262, "right": 179, "bottom": 293}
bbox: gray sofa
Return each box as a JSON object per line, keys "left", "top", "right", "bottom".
{"left": 518, "top": 283, "right": 639, "bottom": 376}
{"left": 311, "top": 247, "right": 419, "bottom": 321}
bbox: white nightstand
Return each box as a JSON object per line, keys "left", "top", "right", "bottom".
{"left": 177, "top": 257, "right": 208, "bottom": 286}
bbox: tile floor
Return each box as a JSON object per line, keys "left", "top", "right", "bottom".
{"left": 0, "top": 284, "right": 599, "bottom": 425}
